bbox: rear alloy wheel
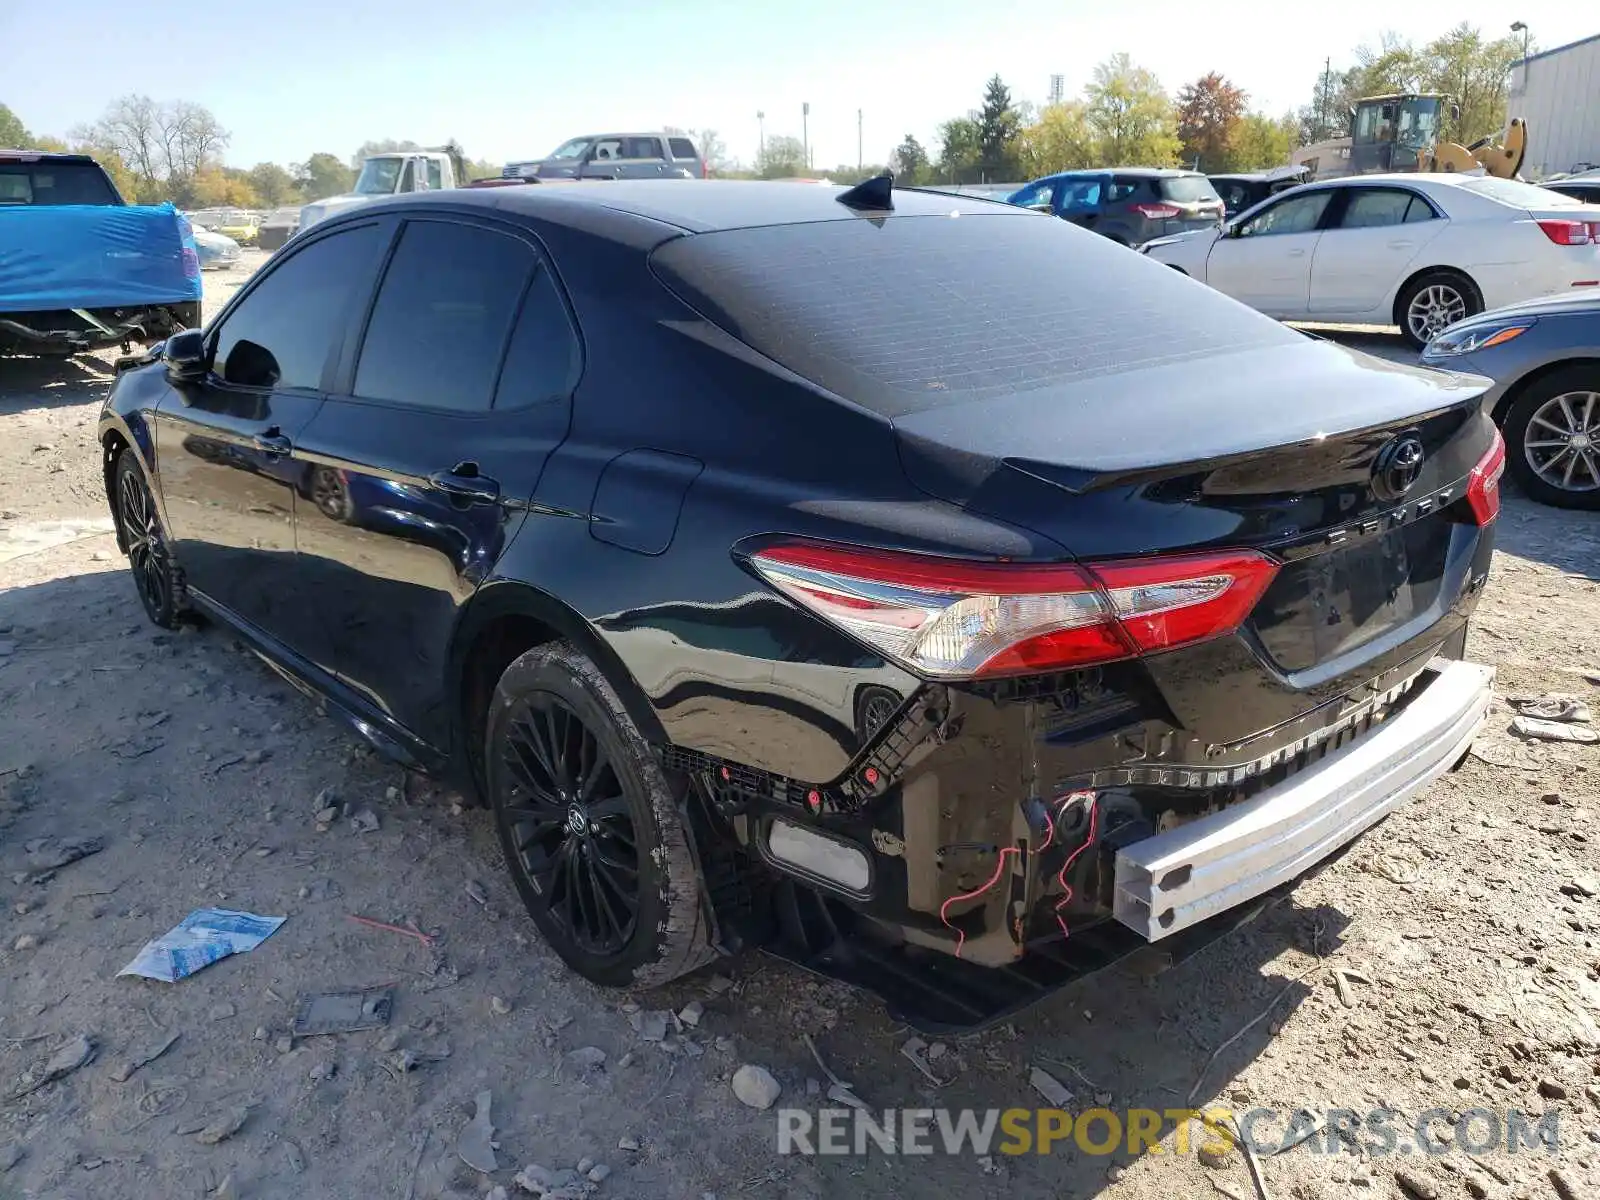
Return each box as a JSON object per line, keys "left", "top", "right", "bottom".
{"left": 1502, "top": 367, "right": 1600, "bottom": 510}
{"left": 487, "top": 642, "right": 713, "bottom": 988}
{"left": 1398, "top": 272, "right": 1480, "bottom": 349}
{"left": 115, "top": 452, "right": 186, "bottom": 629}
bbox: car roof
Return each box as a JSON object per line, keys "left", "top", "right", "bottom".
{"left": 0, "top": 149, "right": 101, "bottom": 165}
{"left": 572, "top": 132, "right": 690, "bottom": 142}
{"left": 355, "top": 179, "right": 1028, "bottom": 235}
{"left": 1035, "top": 167, "right": 1203, "bottom": 181}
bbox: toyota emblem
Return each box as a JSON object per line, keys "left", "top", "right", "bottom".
{"left": 1373, "top": 434, "right": 1425, "bottom": 499}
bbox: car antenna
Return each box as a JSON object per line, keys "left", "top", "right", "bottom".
{"left": 837, "top": 171, "right": 894, "bottom": 211}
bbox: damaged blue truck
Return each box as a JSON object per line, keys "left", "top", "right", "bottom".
{"left": 0, "top": 149, "right": 202, "bottom": 357}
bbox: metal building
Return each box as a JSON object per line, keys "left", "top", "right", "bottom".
{"left": 1509, "top": 32, "right": 1600, "bottom": 178}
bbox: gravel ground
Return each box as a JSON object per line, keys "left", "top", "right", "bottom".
{"left": 0, "top": 261, "right": 1598, "bottom": 1200}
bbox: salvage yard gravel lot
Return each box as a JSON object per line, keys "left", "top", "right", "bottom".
{"left": 0, "top": 254, "right": 1598, "bottom": 1200}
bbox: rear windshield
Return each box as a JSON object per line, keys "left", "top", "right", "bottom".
{"left": 1463, "top": 177, "right": 1582, "bottom": 209}
{"left": 1159, "top": 175, "right": 1222, "bottom": 203}
{"left": 651, "top": 213, "right": 1296, "bottom": 418}
{"left": 0, "top": 162, "right": 120, "bottom": 206}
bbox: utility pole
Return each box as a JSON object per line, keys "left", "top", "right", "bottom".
{"left": 857, "top": 109, "right": 862, "bottom": 170}
{"left": 1048, "top": 74, "right": 1064, "bottom": 107}
{"left": 756, "top": 110, "right": 765, "bottom": 162}
{"left": 802, "top": 102, "right": 810, "bottom": 171}
{"left": 1320, "top": 56, "right": 1333, "bottom": 139}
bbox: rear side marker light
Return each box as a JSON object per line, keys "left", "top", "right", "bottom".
{"left": 746, "top": 542, "right": 1280, "bottom": 680}
{"left": 1465, "top": 428, "right": 1505, "bottom": 525}
{"left": 1538, "top": 219, "right": 1595, "bottom": 246}
{"left": 1132, "top": 203, "right": 1182, "bottom": 220}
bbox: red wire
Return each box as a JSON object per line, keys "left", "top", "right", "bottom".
{"left": 1052, "top": 792, "right": 1099, "bottom": 941}
{"left": 939, "top": 846, "right": 1020, "bottom": 959}
{"left": 937, "top": 790, "right": 1098, "bottom": 958}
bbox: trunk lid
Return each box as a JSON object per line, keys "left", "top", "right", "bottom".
{"left": 893, "top": 338, "right": 1496, "bottom": 742}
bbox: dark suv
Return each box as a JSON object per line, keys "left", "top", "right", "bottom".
{"left": 100, "top": 179, "right": 1500, "bottom": 1029}
{"left": 1007, "top": 167, "right": 1225, "bottom": 245}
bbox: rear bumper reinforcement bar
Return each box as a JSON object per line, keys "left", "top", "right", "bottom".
{"left": 1113, "top": 657, "right": 1494, "bottom": 940}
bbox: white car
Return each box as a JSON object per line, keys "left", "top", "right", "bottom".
{"left": 1143, "top": 173, "right": 1600, "bottom": 347}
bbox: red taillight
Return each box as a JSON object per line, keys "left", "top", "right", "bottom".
{"left": 1132, "top": 203, "right": 1182, "bottom": 220}
{"left": 1538, "top": 219, "right": 1594, "bottom": 246}
{"left": 1464, "top": 429, "right": 1506, "bottom": 525}
{"left": 746, "top": 542, "right": 1280, "bottom": 679}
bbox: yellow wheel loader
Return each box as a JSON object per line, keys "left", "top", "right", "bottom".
{"left": 1291, "top": 93, "right": 1527, "bottom": 181}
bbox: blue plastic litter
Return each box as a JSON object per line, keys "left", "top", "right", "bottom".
{"left": 117, "top": 907, "right": 287, "bottom": 983}
{"left": 0, "top": 202, "right": 202, "bottom": 314}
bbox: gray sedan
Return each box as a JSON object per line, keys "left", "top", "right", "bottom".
{"left": 1421, "top": 292, "right": 1600, "bottom": 510}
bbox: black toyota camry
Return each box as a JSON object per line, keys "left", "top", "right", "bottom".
{"left": 99, "top": 177, "right": 1503, "bottom": 1029}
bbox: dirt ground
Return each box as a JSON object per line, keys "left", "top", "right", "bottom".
{"left": 1, "top": 257, "right": 1598, "bottom": 1200}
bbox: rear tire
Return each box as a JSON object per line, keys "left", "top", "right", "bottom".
{"left": 1501, "top": 366, "right": 1600, "bottom": 510}
{"left": 1396, "top": 270, "right": 1481, "bottom": 349}
{"left": 487, "top": 642, "right": 714, "bottom": 988}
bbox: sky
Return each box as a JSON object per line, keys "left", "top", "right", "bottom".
{"left": 2, "top": 1, "right": 1592, "bottom": 173}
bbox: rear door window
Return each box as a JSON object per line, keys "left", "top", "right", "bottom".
{"left": 213, "top": 223, "right": 386, "bottom": 390}
{"left": 1107, "top": 177, "right": 1142, "bottom": 202}
{"left": 622, "top": 137, "right": 664, "bottom": 160}
{"left": 353, "top": 219, "right": 535, "bottom": 411}
{"left": 1338, "top": 188, "right": 1418, "bottom": 228}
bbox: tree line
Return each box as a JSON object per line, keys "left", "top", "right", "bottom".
{"left": 1, "top": 25, "right": 1522, "bottom": 205}
{"left": 858, "top": 22, "right": 1512, "bottom": 187}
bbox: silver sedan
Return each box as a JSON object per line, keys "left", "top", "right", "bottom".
{"left": 1421, "top": 292, "right": 1600, "bottom": 510}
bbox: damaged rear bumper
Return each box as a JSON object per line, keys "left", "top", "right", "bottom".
{"left": 1112, "top": 657, "right": 1494, "bottom": 940}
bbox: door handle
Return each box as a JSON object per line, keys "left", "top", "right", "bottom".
{"left": 1387, "top": 240, "right": 1415, "bottom": 250}
{"left": 252, "top": 429, "right": 292, "bottom": 456}
{"left": 427, "top": 464, "right": 501, "bottom": 504}
{"left": 1287, "top": 248, "right": 1306, "bottom": 257}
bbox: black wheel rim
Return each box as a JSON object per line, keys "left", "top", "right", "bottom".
{"left": 500, "top": 696, "right": 640, "bottom": 954}
{"left": 119, "top": 468, "right": 170, "bottom": 616}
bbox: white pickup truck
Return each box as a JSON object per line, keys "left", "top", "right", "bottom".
{"left": 298, "top": 149, "right": 463, "bottom": 233}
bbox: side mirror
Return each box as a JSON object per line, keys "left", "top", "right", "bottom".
{"left": 1450, "top": 103, "right": 1461, "bottom": 123}
{"left": 164, "top": 328, "right": 208, "bottom": 383}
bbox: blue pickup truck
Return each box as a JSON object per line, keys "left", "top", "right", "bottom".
{"left": 0, "top": 150, "right": 202, "bottom": 357}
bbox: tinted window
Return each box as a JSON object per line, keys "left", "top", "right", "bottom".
{"left": 399, "top": 160, "right": 415, "bottom": 192}
{"left": 1107, "top": 178, "right": 1141, "bottom": 202}
{"left": 651, "top": 213, "right": 1298, "bottom": 418}
{"left": 1159, "top": 176, "right": 1221, "bottom": 203}
{"left": 494, "top": 266, "right": 581, "bottom": 408}
{"left": 426, "top": 159, "right": 443, "bottom": 189}
{"left": 1215, "top": 181, "right": 1253, "bottom": 213}
{"left": 1339, "top": 189, "right": 1416, "bottom": 228}
{"left": 1239, "top": 191, "right": 1331, "bottom": 236}
{"left": 1061, "top": 178, "right": 1102, "bottom": 209}
{"left": 214, "top": 223, "right": 384, "bottom": 390}
{"left": 0, "top": 162, "right": 119, "bottom": 205}
{"left": 669, "top": 138, "right": 698, "bottom": 160}
{"left": 353, "top": 220, "right": 534, "bottom": 411}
